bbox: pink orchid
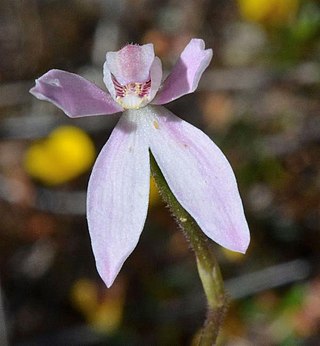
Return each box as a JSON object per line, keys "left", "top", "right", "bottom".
{"left": 30, "top": 39, "right": 250, "bottom": 287}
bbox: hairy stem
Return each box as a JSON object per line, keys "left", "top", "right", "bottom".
{"left": 150, "top": 153, "right": 228, "bottom": 345}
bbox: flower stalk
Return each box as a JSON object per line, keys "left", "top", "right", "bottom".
{"left": 150, "top": 153, "right": 228, "bottom": 345}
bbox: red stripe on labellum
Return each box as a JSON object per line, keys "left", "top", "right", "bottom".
{"left": 112, "top": 75, "right": 151, "bottom": 99}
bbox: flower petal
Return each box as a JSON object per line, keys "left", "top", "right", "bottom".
{"left": 152, "top": 39, "right": 213, "bottom": 105}
{"left": 103, "top": 62, "right": 116, "bottom": 100}
{"left": 148, "top": 57, "right": 162, "bottom": 102}
{"left": 105, "top": 43, "right": 155, "bottom": 85}
{"left": 87, "top": 112, "right": 150, "bottom": 287}
{"left": 30, "top": 69, "right": 123, "bottom": 117}
{"left": 145, "top": 105, "right": 250, "bottom": 253}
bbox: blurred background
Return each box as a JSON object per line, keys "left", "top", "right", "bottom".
{"left": 0, "top": 0, "right": 319, "bottom": 345}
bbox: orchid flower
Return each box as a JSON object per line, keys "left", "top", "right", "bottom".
{"left": 30, "top": 39, "right": 250, "bottom": 288}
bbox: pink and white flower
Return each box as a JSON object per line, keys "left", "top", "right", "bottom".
{"left": 30, "top": 39, "right": 250, "bottom": 287}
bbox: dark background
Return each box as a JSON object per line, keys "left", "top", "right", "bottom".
{"left": 0, "top": 0, "right": 319, "bottom": 345}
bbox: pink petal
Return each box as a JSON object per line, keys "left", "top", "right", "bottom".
{"left": 103, "top": 62, "right": 117, "bottom": 100}
{"left": 148, "top": 57, "right": 163, "bottom": 102}
{"left": 30, "top": 69, "right": 123, "bottom": 117}
{"left": 105, "top": 43, "right": 155, "bottom": 85}
{"left": 146, "top": 105, "right": 250, "bottom": 253}
{"left": 152, "top": 39, "right": 213, "bottom": 105}
{"left": 87, "top": 112, "right": 150, "bottom": 287}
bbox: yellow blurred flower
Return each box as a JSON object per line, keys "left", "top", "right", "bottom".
{"left": 24, "top": 126, "right": 95, "bottom": 185}
{"left": 71, "top": 279, "right": 97, "bottom": 315}
{"left": 71, "top": 278, "right": 126, "bottom": 334}
{"left": 89, "top": 298, "right": 124, "bottom": 333}
{"left": 238, "top": 0, "right": 299, "bottom": 26}
{"left": 222, "top": 247, "right": 245, "bottom": 262}
{"left": 149, "top": 176, "right": 161, "bottom": 207}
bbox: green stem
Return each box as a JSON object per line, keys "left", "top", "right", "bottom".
{"left": 150, "top": 154, "right": 228, "bottom": 346}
